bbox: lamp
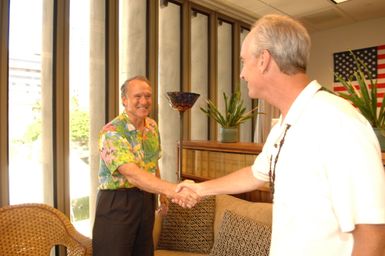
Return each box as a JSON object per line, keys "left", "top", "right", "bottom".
{"left": 166, "top": 91, "right": 200, "bottom": 182}
{"left": 330, "top": 0, "right": 350, "bottom": 4}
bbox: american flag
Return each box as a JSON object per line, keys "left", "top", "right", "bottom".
{"left": 333, "top": 45, "right": 385, "bottom": 107}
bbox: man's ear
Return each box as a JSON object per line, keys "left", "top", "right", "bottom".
{"left": 259, "top": 49, "right": 271, "bottom": 73}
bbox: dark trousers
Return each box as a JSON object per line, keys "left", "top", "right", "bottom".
{"left": 92, "top": 188, "right": 155, "bottom": 256}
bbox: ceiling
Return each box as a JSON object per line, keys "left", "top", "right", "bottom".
{"left": 192, "top": 0, "right": 385, "bottom": 32}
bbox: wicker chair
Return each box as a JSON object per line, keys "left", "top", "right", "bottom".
{"left": 0, "top": 203, "right": 92, "bottom": 256}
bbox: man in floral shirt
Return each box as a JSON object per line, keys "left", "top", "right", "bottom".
{"left": 92, "top": 76, "right": 198, "bottom": 256}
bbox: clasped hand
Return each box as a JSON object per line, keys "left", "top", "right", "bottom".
{"left": 170, "top": 180, "right": 201, "bottom": 208}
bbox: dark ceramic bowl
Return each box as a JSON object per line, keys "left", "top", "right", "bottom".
{"left": 166, "top": 92, "right": 200, "bottom": 112}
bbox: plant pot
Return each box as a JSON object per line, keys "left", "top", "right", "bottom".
{"left": 373, "top": 127, "right": 385, "bottom": 152}
{"left": 219, "top": 127, "right": 238, "bottom": 143}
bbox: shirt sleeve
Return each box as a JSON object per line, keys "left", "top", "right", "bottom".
{"left": 99, "top": 130, "right": 138, "bottom": 174}
{"left": 251, "top": 124, "right": 282, "bottom": 182}
{"left": 251, "top": 147, "right": 270, "bottom": 182}
{"left": 322, "top": 112, "right": 385, "bottom": 232}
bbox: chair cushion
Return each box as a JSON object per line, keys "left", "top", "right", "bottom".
{"left": 157, "top": 196, "right": 215, "bottom": 254}
{"left": 209, "top": 210, "right": 271, "bottom": 256}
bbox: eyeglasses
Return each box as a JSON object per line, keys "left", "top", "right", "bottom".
{"left": 269, "top": 124, "right": 291, "bottom": 200}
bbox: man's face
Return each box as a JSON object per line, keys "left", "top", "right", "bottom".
{"left": 122, "top": 80, "right": 152, "bottom": 121}
{"left": 240, "top": 33, "right": 262, "bottom": 99}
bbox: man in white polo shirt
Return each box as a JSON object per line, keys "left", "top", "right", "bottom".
{"left": 176, "top": 14, "right": 385, "bottom": 256}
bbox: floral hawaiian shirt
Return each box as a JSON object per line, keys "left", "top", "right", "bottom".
{"left": 97, "top": 111, "right": 161, "bottom": 190}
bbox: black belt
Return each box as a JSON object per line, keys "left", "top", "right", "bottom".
{"left": 101, "top": 187, "right": 142, "bottom": 192}
{"left": 99, "top": 187, "right": 153, "bottom": 196}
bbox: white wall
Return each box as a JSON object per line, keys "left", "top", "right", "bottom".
{"left": 307, "top": 16, "right": 385, "bottom": 89}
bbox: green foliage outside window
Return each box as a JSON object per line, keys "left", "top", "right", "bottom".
{"left": 71, "top": 196, "right": 89, "bottom": 221}
{"left": 22, "top": 119, "right": 42, "bottom": 143}
{"left": 70, "top": 110, "right": 89, "bottom": 148}
{"left": 21, "top": 96, "right": 90, "bottom": 149}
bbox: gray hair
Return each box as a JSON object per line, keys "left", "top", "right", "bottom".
{"left": 120, "top": 75, "right": 151, "bottom": 98}
{"left": 249, "top": 14, "right": 311, "bottom": 75}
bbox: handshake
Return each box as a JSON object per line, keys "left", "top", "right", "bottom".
{"left": 172, "top": 180, "right": 202, "bottom": 208}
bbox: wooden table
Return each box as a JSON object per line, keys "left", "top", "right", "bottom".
{"left": 179, "top": 140, "right": 385, "bottom": 204}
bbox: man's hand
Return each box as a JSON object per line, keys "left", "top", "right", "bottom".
{"left": 170, "top": 184, "right": 200, "bottom": 208}
{"left": 175, "top": 180, "right": 201, "bottom": 196}
{"left": 170, "top": 180, "right": 201, "bottom": 208}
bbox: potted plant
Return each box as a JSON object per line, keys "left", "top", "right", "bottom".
{"left": 334, "top": 51, "right": 385, "bottom": 150}
{"left": 200, "top": 89, "right": 261, "bottom": 142}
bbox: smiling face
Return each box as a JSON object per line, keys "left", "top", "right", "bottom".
{"left": 122, "top": 79, "right": 152, "bottom": 125}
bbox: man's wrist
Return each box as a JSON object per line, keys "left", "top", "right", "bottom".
{"left": 162, "top": 183, "right": 176, "bottom": 198}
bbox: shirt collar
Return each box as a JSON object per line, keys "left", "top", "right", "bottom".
{"left": 281, "top": 80, "right": 321, "bottom": 127}
{"left": 122, "top": 111, "right": 149, "bottom": 131}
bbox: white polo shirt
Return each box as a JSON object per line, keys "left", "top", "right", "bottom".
{"left": 252, "top": 80, "right": 385, "bottom": 256}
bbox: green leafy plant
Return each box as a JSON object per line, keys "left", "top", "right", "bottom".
{"left": 70, "top": 109, "right": 89, "bottom": 147}
{"left": 334, "top": 51, "right": 385, "bottom": 128}
{"left": 200, "top": 89, "right": 261, "bottom": 128}
{"left": 71, "top": 196, "right": 89, "bottom": 221}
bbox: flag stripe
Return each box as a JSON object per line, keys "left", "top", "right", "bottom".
{"left": 333, "top": 45, "right": 385, "bottom": 109}
{"left": 334, "top": 82, "right": 385, "bottom": 90}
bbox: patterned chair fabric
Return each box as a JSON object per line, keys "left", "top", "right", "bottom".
{"left": 0, "top": 203, "right": 92, "bottom": 256}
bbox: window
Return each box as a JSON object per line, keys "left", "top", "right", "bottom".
{"left": 69, "top": 0, "right": 92, "bottom": 236}
{"left": 190, "top": 10, "right": 209, "bottom": 140}
{"left": 69, "top": 0, "right": 106, "bottom": 237}
{"left": 239, "top": 28, "right": 253, "bottom": 142}
{"left": 2, "top": 0, "right": 254, "bottom": 240}
{"left": 217, "top": 19, "right": 233, "bottom": 138}
{"left": 8, "top": 0, "right": 54, "bottom": 205}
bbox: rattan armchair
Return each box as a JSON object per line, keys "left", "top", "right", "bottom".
{"left": 0, "top": 203, "right": 92, "bottom": 256}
